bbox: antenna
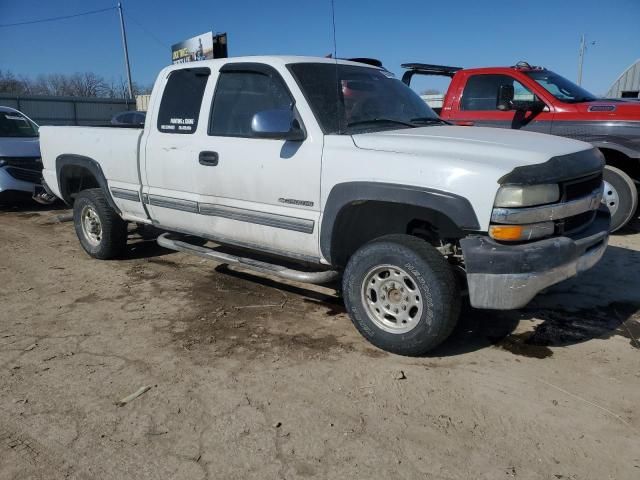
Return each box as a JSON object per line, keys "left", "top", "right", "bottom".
{"left": 330, "top": 0, "right": 338, "bottom": 59}
{"left": 330, "top": 0, "right": 342, "bottom": 133}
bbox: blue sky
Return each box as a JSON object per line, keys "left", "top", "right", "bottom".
{"left": 1, "top": 0, "right": 639, "bottom": 95}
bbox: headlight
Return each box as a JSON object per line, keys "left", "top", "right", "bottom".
{"left": 494, "top": 184, "right": 560, "bottom": 207}
{"left": 489, "top": 221, "right": 554, "bottom": 242}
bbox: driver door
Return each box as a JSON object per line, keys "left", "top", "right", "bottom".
{"left": 193, "top": 63, "right": 323, "bottom": 260}
{"left": 449, "top": 73, "right": 553, "bottom": 133}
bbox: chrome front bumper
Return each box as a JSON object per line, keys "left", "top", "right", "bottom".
{"left": 461, "top": 208, "right": 610, "bottom": 310}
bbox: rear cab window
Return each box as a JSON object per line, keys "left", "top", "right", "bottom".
{"left": 157, "top": 67, "right": 210, "bottom": 134}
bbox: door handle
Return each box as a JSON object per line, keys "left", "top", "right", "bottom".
{"left": 454, "top": 120, "right": 475, "bottom": 126}
{"left": 199, "top": 151, "right": 219, "bottom": 166}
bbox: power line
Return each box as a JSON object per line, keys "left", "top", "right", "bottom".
{"left": 125, "top": 11, "right": 167, "bottom": 48}
{"left": 0, "top": 6, "right": 117, "bottom": 28}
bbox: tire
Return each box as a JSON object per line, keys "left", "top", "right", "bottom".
{"left": 603, "top": 165, "right": 638, "bottom": 232}
{"left": 73, "top": 188, "right": 127, "bottom": 259}
{"left": 342, "top": 234, "right": 460, "bottom": 356}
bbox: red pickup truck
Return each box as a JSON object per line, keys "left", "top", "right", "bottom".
{"left": 402, "top": 62, "right": 640, "bottom": 231}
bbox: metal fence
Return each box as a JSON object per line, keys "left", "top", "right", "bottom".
{"left": 0, "top": 94, "right": 136, "bottom": 126}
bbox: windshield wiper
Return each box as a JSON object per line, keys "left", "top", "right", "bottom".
{"left": 347, "top": 118, "right": 417, "bottom": 129}
{"left": 410, "top": 117, "right": 450, "bottom": 125}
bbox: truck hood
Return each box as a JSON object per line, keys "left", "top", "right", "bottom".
{"left": 0, "top": 137, "right": 41, "bottom": 158}
{"left": 351, "top": 125, "right": 592, "bottom": 174}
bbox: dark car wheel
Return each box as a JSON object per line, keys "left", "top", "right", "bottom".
{"left": 342, "top": 234, "right": 460, "bottom": 356}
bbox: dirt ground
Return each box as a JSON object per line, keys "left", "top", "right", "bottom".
{"left": 0, "top": 202, "right": 638, "bottom": 480}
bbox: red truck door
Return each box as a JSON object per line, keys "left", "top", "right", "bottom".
{"left": 445, "top": 72, "right": 554, "bottom": 133}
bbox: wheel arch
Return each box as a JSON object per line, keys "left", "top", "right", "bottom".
{"left": 320, "top": 182, "right": 480, "bottom": 266}
{"left": 596, "top": 145, "right": 640, "bottom": 181}
{"left": 56, "top": 154, "right": 120, "bottom": 214}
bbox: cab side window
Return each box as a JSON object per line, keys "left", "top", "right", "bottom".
{"left": 209, "top": 70, "right": 293, "bottom": 137}
{"left": 157, "top": 68, "right": 210, "bottom": 134}
{"left": 461, "top": 74, "right": 537, "bottom": 111}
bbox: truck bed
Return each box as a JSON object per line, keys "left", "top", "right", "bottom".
{"left": 40, "top": 126, "right": 143, "bottom": 200}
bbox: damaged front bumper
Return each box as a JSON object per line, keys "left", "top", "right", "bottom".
{"left": 460, "top": 208, "right": 610, "bottom": 310}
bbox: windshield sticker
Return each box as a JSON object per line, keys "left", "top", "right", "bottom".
{"left": 167, "top": 117, "right": 194, "bottom": 131}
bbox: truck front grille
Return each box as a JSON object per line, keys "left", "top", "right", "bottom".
{"left": 556, "top": 210, "right": 597, "bottom": 235}
{"left": 562, "top": 173, "right": 602, "bottom": 202}
{"left": 556, "top": 173, "right": 603, "bottom": 233}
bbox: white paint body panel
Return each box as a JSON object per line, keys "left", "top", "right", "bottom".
{"left": 341, "top": 126, "right": 592, "bottom": 230}
{"left": 39, "top": 55, "right": 595, "bottom": 264}
{"left": 40, "top": 126, "right": 145, "bottom": 220}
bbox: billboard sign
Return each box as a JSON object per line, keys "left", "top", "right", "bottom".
{"left": 171, "top": 32, "right": 214, "bottom": 64}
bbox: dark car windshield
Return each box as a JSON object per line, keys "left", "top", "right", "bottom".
{"left": 0, "top": 111, "right": 38, "bottom": 137}
{"left": 524, "top": 70, "right": 597, "bottom": 103}
{"left": 288, "top": 63, "right": 440, "bottom": 134}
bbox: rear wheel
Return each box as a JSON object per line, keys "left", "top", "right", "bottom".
{"left": 603, "top": 165, "right": 638, "bottom": 232}
{"left": 73, "top": 188, "right": 127, "bottom": 259}
{"left": 342, "top": 234, "right": 460, "bottom": 356}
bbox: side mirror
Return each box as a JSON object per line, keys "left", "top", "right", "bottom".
{"left": 497, "top": 84, "right": 514, "bottom": 111}
{"left": 251, "top": 109, "right": 305, "bottom": 141}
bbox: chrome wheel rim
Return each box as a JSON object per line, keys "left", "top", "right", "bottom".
{"left": 360, "top": 264, "right": 423, "bottom": 334}
{"left": 602, "top": 180, "right": 619, "bottom": 217}
{"left": 81, "top": 205, "right": 102, "bottom": 246}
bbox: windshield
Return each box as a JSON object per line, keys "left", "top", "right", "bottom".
{"left": 0, "top": 111, "right": 39, "bottom": 137}
{"left": 288, "top": 63, "right": 441, "bottom": 134}
{"left": 524, "top": 70, "right": 597, "bottom": 103}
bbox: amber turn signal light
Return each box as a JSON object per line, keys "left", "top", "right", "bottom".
{"left": 489, "top": 222, "right": 554, "bottom": 242}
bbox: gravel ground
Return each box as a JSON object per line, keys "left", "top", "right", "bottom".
{"left": 1, "top": 202, "right": 638, "bottom": 480}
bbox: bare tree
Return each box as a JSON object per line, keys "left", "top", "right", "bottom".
{"left": 105, "top": 78, "right": 152, "bottom": 98}
{"left": 0, "top": 70, "right": 29, "bottom": 95}
{"left": 0, "top": 70, "right": 150, "bottom": 98}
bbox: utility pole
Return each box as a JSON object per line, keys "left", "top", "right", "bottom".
{"left": 577, "top": 34, "right": 586, "bottom": 86}
{"left": 577, "top": 34, "right": 595, "bottom": 86}
{"left": 117, "top": 2, "right": 134, "bottom": 100}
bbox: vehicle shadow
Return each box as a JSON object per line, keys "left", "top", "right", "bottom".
{"left": 122, "top": 225, "right": 173, "bottom": 260}
{"left": 212, "top": 244, "right": 640, "bottom": 358}
{"left": 432, "top": 244, "right": 640, "bottom": 358}
{"left": 213, "top": 264, "right": 344, "bottom": 308}
{"left": 616, "top": 214, "right": 640, "bottom": 235}
{"left": 0, "top": 195, "right": 67, "bottom": 212}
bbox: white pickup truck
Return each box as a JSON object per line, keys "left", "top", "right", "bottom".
{"left": 40, "top": 56, "right": 610, "bottom": 355}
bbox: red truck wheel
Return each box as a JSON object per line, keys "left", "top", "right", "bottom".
{"left": 603, "top": 166, "right": 638, "bottom": 232}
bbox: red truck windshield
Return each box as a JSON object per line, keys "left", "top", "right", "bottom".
{"left": 524, "top": 70, "right": 597, "bottom": 103}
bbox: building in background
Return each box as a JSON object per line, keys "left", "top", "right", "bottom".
{"left": 607, "top": 59, "right": 640, "bottom": 99}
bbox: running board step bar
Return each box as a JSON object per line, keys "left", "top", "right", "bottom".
{"left": 157, "top": 233, "right": 339, "bottom": 285}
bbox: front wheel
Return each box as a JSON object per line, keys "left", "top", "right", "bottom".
{"left": 342, "top": 234, "right": 460, "bottom": 356}
{"left": 603, "top": 165, "right": 638, "bottom": 232}
{"left": 73, "top": 188, "right": 127, "bottom": 259}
